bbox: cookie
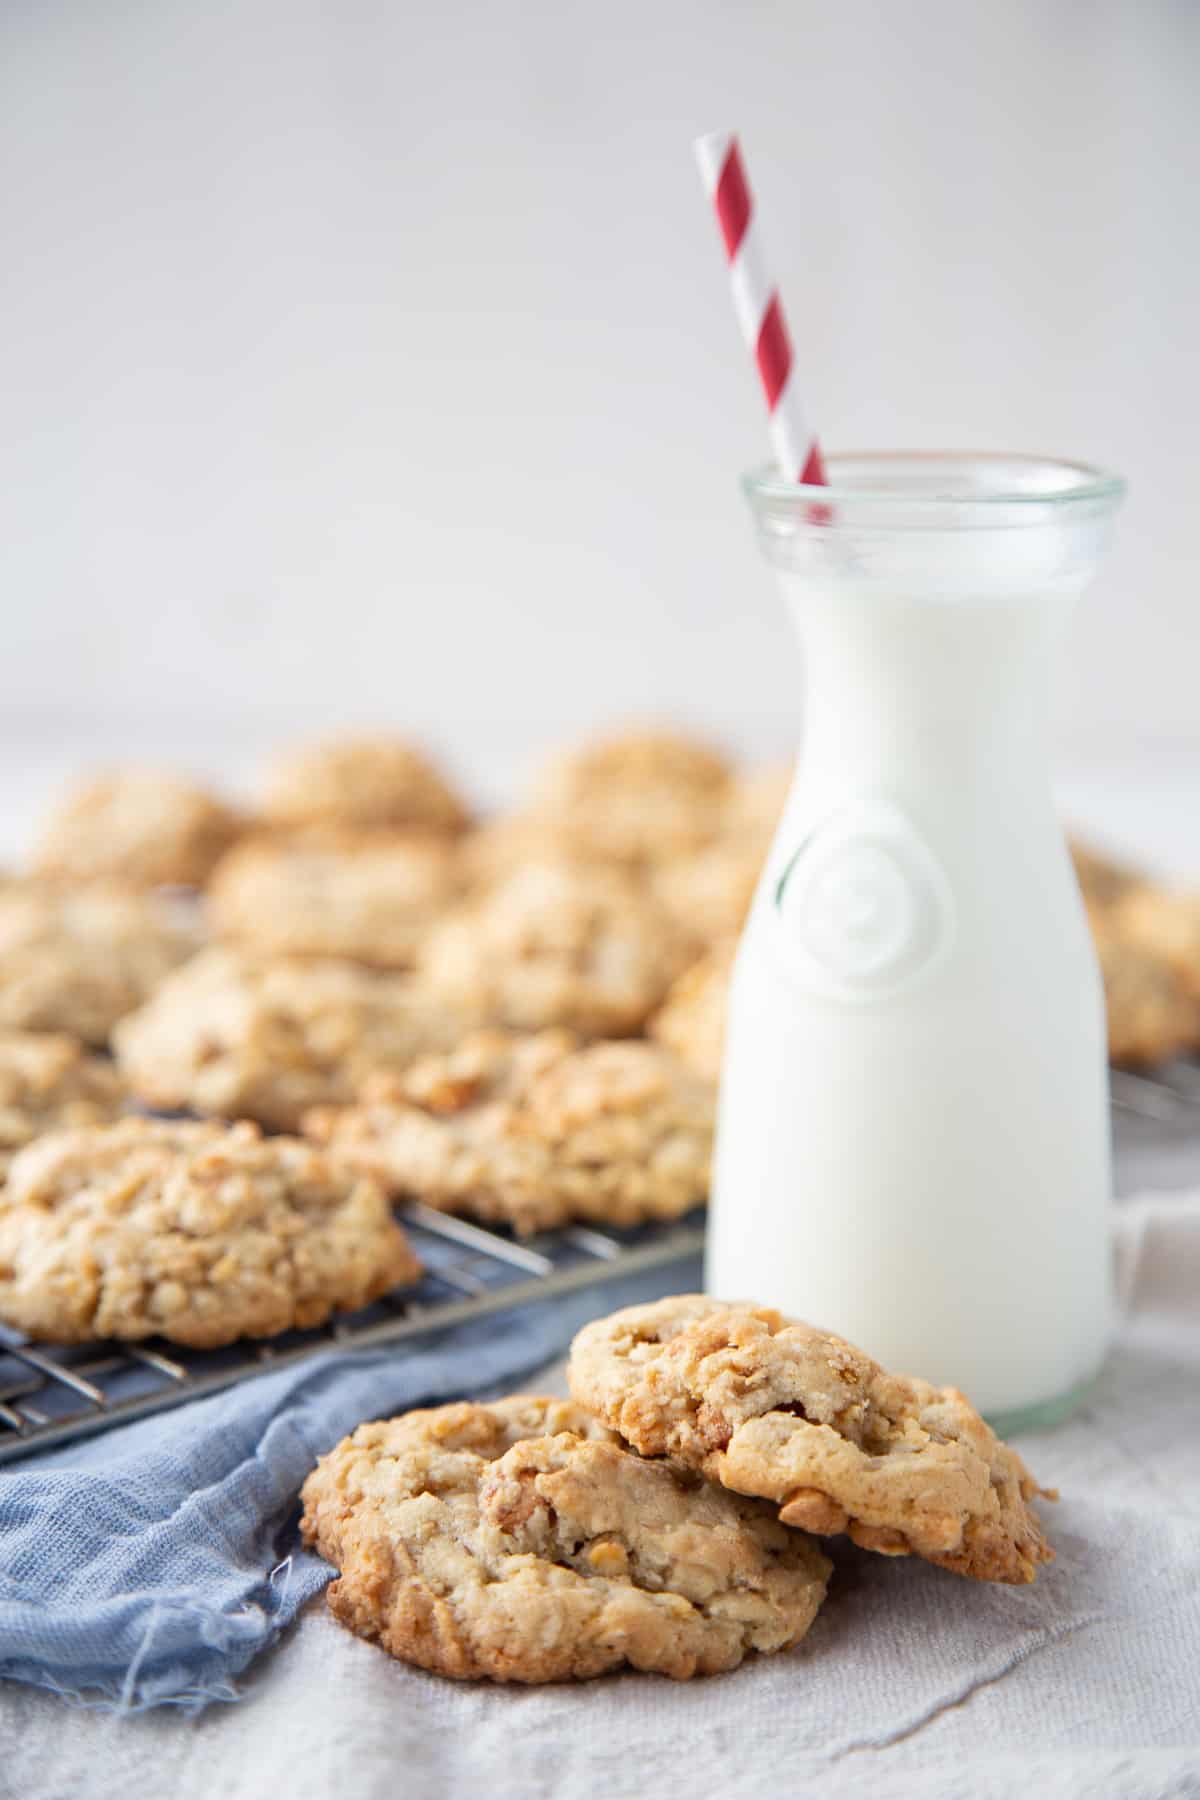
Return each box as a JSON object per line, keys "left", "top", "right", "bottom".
{"left": 528, "top": 728, "right": 734, "bottom": 866}
{"left": 0, "top": 1117, "right": 420, "bottom": 1347}
{"left": 299, "top": 1395, "right": 830, "bottom": 1683}
{"left": 0, "top": 1031, "right": 128, "bottom": 1179}
{"left": 114, "top": 946, "right": 470, "bottom": 1131}
{"left": 569, "top": 1296, "right": 1055, "bottom": 1585}
{"left": 262, "top": 737, "right": 469, "bottom": 836}
{"left": 1087, "top": 902, "right": 1199, "bottom": 1065}
{"left": 1111, "top": 885, "right": 1200, "bottom": 1005}
{"left": 0, "top": 884, "right": 200, "bottom": 1046}
{"left": 649, "top": 941, "right": 734, "bottom": 1083}
{"left": 208, "top": 833, "right": 460, "bottom": 968}
{"left": 420, "top": 858, "right": 689, "bottom": 1037}
{"left": 307, "top": 1030, "right": 714, "bottom": 1235}
{"left": 1069, "top": 838, "right": 1142, "bottom": 909}
{"left": 649, "top": 761, "right": 789, "bottom": 946}
{"left": 728, "top": 761, "right": 792, "bottom": 840}
{"left": 457, "top": 814, "right": 572, "bottom": 891}
{"left": 31, "top": 771, "right": 243, "bottom": 890}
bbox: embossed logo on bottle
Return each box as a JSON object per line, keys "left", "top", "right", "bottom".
{"left": 773, "top": 800, "right": 954, "bottom": 998}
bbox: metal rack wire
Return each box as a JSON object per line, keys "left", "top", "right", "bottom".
{"left": 2, "top": 1058, "right": 1198, "bottom": 1467}
{"left": 0, "top": 1203, "right": 705, "bottom": 1465}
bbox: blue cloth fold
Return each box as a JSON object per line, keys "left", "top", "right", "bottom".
{"left": 0, "top": 1257, "right": 698, "bottom": 1713}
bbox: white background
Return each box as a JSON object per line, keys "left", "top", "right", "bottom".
{"left": 0, "top": 0, "right": 1196, "bottom": 831}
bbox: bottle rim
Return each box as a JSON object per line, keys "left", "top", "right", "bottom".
{"left": 743, "top": 451, "right": 1125, "bottom": 525}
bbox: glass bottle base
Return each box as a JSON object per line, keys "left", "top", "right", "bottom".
{"left": 984, "top": 1368, "right": 1100, "bottom": 1438}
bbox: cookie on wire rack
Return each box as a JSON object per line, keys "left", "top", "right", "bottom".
{"left": 306, "top": 1028, "right": 714, "bottom": 1235}
{"left": 0, "top": 883, "right": 200, "bottom": 1047}
{"left": 0, "top": 1117, "right": 420, "bottom": 1348}
{"left": 31, "top": 770, "right": 243, "bottom": 891}
{"left": 0, "top": 1030, "right": 128, "bottom": 1179}
{"left": 649, "top": 939, "right": 735, "bottom": 1083}
{"left": 1087, "top": 900, "right": 1200, "bottom": 1066}
{"left": 114, "top": 946, "right": 472, "bottom": 1132}
{"left": 526, "top": 727, "right": 734, "bottom": 867}
{"left": 208, "top": 831, "right": 461, "bottom": 969}
{"left": 261, "top": 736, "right": 469, "bottom": 837}
{"left": 419, "top": 857, "right": 690, "bottom": 1038}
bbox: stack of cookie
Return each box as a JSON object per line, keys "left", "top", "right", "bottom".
{"left": 299, "top": 1294, "right": 1055, "bottom": 1684}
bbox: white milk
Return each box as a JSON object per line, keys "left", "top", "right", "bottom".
{"left": 708, "top": 455, "right": 1125, "bottom": 1425}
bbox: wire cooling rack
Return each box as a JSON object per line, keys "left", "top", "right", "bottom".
{"left": 2, "top": 1057, "right": 1198, "bottom": 1468}
{"left": 0, "top": 1203, "right": 705, "bottom": 1466}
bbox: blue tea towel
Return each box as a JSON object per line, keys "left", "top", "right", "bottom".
{"left": 0, "top": 1257, "right": 699, "bottom": 1714}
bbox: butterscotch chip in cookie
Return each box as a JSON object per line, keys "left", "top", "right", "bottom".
{"left": 262, "top": 737, "right": 469, "bottom": 836}
{"left": 0, "top": 1031, "right": 128, "bottom": 1179}
{"left": 208, "top": 833, "right": 460, "bottom": 968}
{"left": 31, "top": 771, "right": 243, "bottom": 891}
{"left": 528, "top": 728, "right": 734, "bottom": 866}
{"left": 420, "top": 858, "right": 689, "bottom": 1037}
{"left": 0, "top": 884, "right": 201, "bottom": 1046}
{"left": 114, "top": 947, "right": 470, "bottom": 1131}
{"left": 1087, "top": 901, "right": 1200, "bottom": 1065}
{"left": 307, "top": 1030, "right": 714, "bottom": 1235}
{"left": 0, "top": 1117, "right": 420, "bottom": 1347}
{"left": 299, "top": 1395, "right": 830, "bottom": 1683}
{"left": 569, "top": 1296, "right": 1056, "bottom": 1585}
{"left": 650, "top": 941, "right": 734, "bottom": 1083}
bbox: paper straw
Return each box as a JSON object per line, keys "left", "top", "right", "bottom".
{"left": 694, "top": 130, "right": 828, "bottom": 489}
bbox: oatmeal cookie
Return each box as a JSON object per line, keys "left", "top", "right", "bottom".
{"left": 528, "top": 728, "right": 734, "bottom": 866}
{"left": 652, "top": 837, "right": 764, "bottom": 947}
{"left": 1087, "top": 902, "right": 1199, "bottom": 1065}
{"left": 0, "top": 884, "right": 200, "bottom": 1046}
{"left": 569, "top": 1296, "right": 1055, "bottom": 1585}
{"left": 0, "top": 1031, "right": 128, "bottom": 1178}
{"left": 262, "top": 737, "right": 468, "bottom": 836}
{"left": 650, "top": 761, "right": 789, "bottom": 945}
{"left": 457, "top": 813, "right": 573, "bottom": 890}
{"left": 31, "top": 770, "right": 243, "bottom": 890}
{"left": 208, "top": 833, "right": 460, "bottom": 968}
{"left": 114, "top": 947, "right": 470, "bottom": 1131}
{"left": 650, "top": 941, "right": 734, "bottom": 1083}
{"left": 1111, "top": 885, "right": 1200, "bottom": 1005}
{"left": 419, "top": 858, "right": 688, "bottom": 1037}
{"left": 729, "top": 761, "right": 792, "bottom": 840}
{"left": 307, "top": 1030, "right": 714, "bottom": 1235}
{"left": 0, "top": 1117, "right": 419, "bottom": 1347}
{"left": 299, "top": 1395, "right": 830, "bottom": 1683}
{"left": 1069, "top": 838, "right": 1142, "bottom": 909}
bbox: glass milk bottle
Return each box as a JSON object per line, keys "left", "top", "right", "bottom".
{"left": 709, "top": 453, "right": 1126, "bottom": 1430}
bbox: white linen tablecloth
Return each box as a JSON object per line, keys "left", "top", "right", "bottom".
{"left": 1, "top": 1190, "right": 1198, "bottom": 1799}
{"left": 1, "top": 1192, "right": 1198, "bottom": 1800}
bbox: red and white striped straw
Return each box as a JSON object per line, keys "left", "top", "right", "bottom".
{"left": 693, "top": 130, "right": 828, "bottom": 489}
